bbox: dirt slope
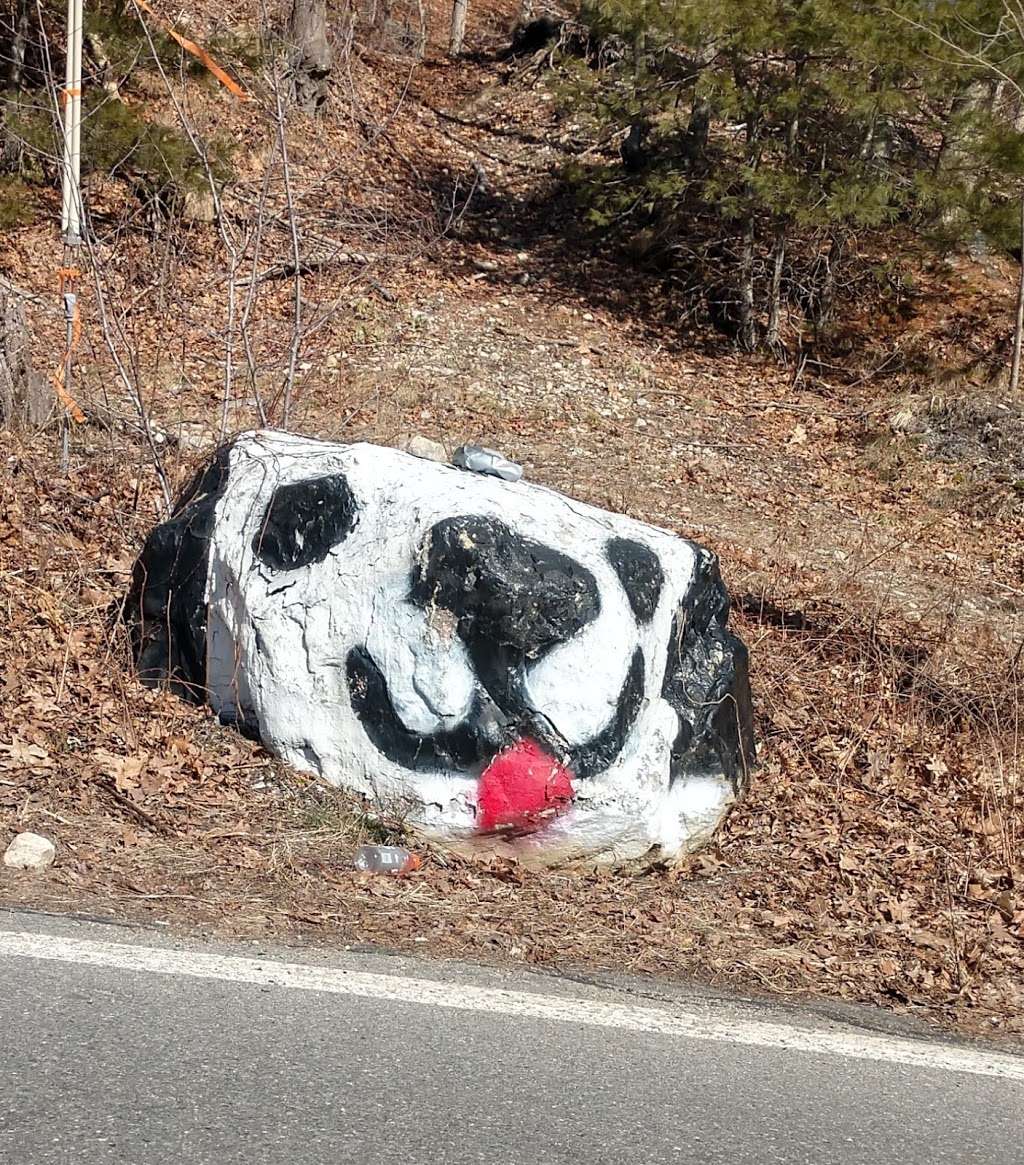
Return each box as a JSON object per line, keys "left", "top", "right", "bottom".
{"left": 0, "top": 3, "right": 1022, "bottom": 1039}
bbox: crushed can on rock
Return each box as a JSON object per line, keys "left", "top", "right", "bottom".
{"left": 354, "top": 844, "right": 422, "bottom": 874}
{"left": 452, "top": 443, "right": 524, "bottom": 482}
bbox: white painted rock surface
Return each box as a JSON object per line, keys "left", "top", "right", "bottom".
{"left": 127, "top": 431, "right": 754, "bottom": 864}
{"left": 3, "top": 832, "right": 56, "bottom": 871}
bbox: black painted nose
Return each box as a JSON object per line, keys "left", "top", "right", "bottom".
{"left": 409, "top": 516, "right": 601, "bottom": 713}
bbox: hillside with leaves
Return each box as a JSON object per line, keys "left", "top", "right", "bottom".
{"left": 0, "top": 0, "right": 1022, "bottom": 1039}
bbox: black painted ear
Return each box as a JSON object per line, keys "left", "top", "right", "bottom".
{"left": 252, "top": 473, "right": 358, "bottom": 570}
{"left": 607, "top": 537, "right": 664, "bottom": 623}
{"left": 125, "top": 439, "right": 235, "bottom": 700}
{"left": 660, "top": 551, "right": 755, "bottom": 792}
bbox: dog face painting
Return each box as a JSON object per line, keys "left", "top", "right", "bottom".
{"left": 128, "top": 431, "right": 754, "bottom": 863}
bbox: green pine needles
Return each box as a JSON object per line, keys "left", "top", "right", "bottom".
{"left": 564, "top": 0, "right": 1024, "bottom": 353}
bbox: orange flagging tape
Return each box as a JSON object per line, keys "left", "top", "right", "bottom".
{"left": 132, "top": 0, "right": 250, "bottom": 100}
{"left": 52, "top": 268, "right": 86, "bottom": 424}
{"left": 51, "top": 364, "right": 86, "bottom": 424}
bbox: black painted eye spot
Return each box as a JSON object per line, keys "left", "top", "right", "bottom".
{"left": 252, "top": 473, "right": 358, "bottom": 571}
{"left": 606, "top": 537, "right": 664, "bottom": 624}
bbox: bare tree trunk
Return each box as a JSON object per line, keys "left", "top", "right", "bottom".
{"left": 737, "top": 111, "right": 761, "bottom": 352}
{"left": 1, "top": 0, "right": 33, "bottom": 170}
{"left": 371, "top": 0, "right": 391, "bottom": 38}
{"left": 934, "top": 80, "right": 989, "bottom": 223}
{"left": 684, "top": 97, "right": 710, "bottom": 160}
{"left": 288, "top": 0, "right": 332, "bottom": 114}
{"left": 4, "top": 0, "right": 32, "bottom": 91}
{"left": 416, "top": 0, "right": 426, "bottom": 57}
{"left": 766, "top": 66, "right": 799, "bottom": 356}
{"left": 85, "top": 32, "right": 121, "bottom": 97}
{"left": 1011, "top": 191, "right": 1024, "bottom": 394}
{"left": 632, "top": 28, "right": 645, "bottom": 72}
{"left": 766, "top": 231, "right": 785, "bottom": 352}
{"left": 738, "top": 216, "right": 757, "bottom": 352}
{"left": 0, "top": 285, "right": 51, "bottom": 429}
{"left": 449, "top": 0, "right": 468, "bottom": 56}
{"left": 810, "top": 234, "right": 842, "bottom": 340}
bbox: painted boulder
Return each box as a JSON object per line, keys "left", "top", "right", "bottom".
{"left": 127, "top": 430, "right": 754, "bottom": 863}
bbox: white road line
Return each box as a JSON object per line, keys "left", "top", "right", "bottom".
{"left": 2, "top": 927, "right": 1022, "bottom": 1083}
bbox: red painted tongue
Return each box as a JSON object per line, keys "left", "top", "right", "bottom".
{"left": 477, "top": 739, "right": 574, "bottom": 834}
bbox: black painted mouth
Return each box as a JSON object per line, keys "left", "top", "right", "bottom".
{"left": 346, "top": 642, "right": 645, "bottom": 780}
{"left": 346, "top": 514, "right": 646, "bottom": 779}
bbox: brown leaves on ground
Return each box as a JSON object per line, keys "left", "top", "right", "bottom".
{"left": 0, "top": 15, "right": 1021, "bottom": 1044}
{"left": 0, "top": 430, "right": 1021, "bottom": 1043}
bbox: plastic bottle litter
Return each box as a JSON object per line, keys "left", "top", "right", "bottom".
{"left": 452, "top": 444, "right": 524, "bottom": 482}
{"left": 354, "top": 844, "right": 422, "bottom": 874}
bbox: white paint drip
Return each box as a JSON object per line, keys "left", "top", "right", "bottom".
{"left": 2, "top": 928, "right": 1022, "bottom": 1084}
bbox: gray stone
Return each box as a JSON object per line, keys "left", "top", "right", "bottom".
{"left": 174, "top": 421, "right": 215, "bottom": 452}
{"left": 126, "top": 431, "right": 754, "bottom": 865}
{"left": 398, "top": 435, "right": 448, "bottom": 463}
{"left": 3, "top": 832, "right": 56, "bottom": 871}
{"left": 181, "top": 188, "right": 217, "bottom": 225}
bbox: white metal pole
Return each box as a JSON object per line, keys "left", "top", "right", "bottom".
{"left": 67, "top": 0, "right": 83, "bottom": 244}
{"left": 59, "top": 0, "right": 75, "bottom": 239}
{"left": 58, "top": 0, "right": 83, "bottom": 456}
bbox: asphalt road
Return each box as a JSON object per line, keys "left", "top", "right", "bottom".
{"left": 1, "top": 910, "right": 1022, "bottom": 1165}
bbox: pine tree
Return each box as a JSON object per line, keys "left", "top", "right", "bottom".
{"left": 571, "top": 0, "right": 1022, "bottom": 354}
{"left": 909, "top": 0, "right": 1024, "bottom": 390}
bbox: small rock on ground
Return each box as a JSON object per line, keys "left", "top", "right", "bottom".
{"left": 3, "top": 831, "right": 56, "bottom": 871}
{"left": 398, "top": 435, "right": 448, "bottom": 462}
